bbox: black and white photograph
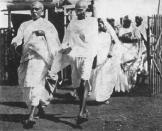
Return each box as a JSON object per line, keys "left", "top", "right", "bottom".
{"left": 0, "top": 0, "right": 162, "bottom": 130}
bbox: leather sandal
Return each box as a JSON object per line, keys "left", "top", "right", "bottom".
{"left": 76, "top": 110, "right": 89, "bottom": 125}
{"left": 23, "top": 119, "right": 36, "bottom": 129}
{"left": 76, "top": 115, "right": 88, "bottom": 125}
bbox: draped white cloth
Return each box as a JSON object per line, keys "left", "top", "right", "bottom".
{"left": 133, "top": 23, "right": 148, "bottom": 74}
{"left": 52, "top": 17, "right": 99, "bottom": 88}
{"left": 114, "top": 25, "right": 142, "bottom": 92}
{"left": 50, "top": 17, "right": 123, "bottom": 102}
{"left": 12, "top": 17, "right": 60, "bottom": 106}
{"left": 62, "top": 17, "right": 99, "bottom": 58}
{"left": 88, "top": 21, "right": 122, "bottom": 102}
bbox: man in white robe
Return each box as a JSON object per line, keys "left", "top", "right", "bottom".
{"left": 11, "top": 1, "right": 60, "bottom": 127}
{"left": 61, "top": 0, "right": 99, "bottom": 124}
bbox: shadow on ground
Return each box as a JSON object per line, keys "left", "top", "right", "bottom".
{"left": 0, "top": 102, "right": 28, "bottom": 108}
{"left": 0, "top": 114, "right": 28, "bottom": 123}
{"left": 0, "top": 113, "right": 83, "bottom": 129}
{"left": 42, "top": 114, "right": 82, "bottom": 129}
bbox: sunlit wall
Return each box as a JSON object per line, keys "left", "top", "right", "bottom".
{"left": 94, "top": 0, "right": 159, "bottom": 19}
{"left": 0, "top": 0, "right": 161, "bottom": 28}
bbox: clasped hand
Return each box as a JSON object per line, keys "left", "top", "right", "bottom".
{"left": 59, "top": 47, "right": 72, "bottom": 54}
{"left": 33, "top": 30, "right": 45, "bottom": 36}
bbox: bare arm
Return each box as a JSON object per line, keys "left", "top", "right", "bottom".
{"left": 11, "top": 23, "right": 24, "bottom": 48}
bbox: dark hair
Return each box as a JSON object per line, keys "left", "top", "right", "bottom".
{"left": 135, "top": 16, "right": 143, "bottom": 22}
{"left": 123, "top": 16, "right": 131, "bottom": 28}
{"left": 98, "top": 18, "right": 107, "bottom": 32}
{"left": 107, "top": 18, "right": 115, "bottom": 28}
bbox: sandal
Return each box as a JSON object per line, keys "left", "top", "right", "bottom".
{"left": 23, "top": 119, "right": 36, "bottom": 129}
{"left": 76, "top": 110, "right": 89, "bottom": 125}
{"left": 76, "top": 115, "right": 88, "bottom": 125}
{"left": 104, "top": 100, "right": 110, "bottom": 104}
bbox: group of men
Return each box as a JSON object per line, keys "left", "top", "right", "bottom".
{"left": 11, "top": 0, "right": 117, "bottom": 128}
{"left": 11, "top": 0, "right": 148, "bottom": 128}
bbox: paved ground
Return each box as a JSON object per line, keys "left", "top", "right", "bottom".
{"left": 0, "top": 85, "right": 162, "bottom": 131}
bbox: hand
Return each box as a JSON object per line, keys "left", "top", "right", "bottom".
{"left": 12, "top": 42, "right": 17, "bottom": 48}
{"left": 33, "top": 30, "right": 45, "bottom": 36}
{"left": 47, "top": 71, "right": 58, "bottom": 81}
{"left": 60, "top": 47, "right": 72, "bottom": 54}
{"left": 107, "top": 52, "right": 112, "bottom": 58}
{"left": 120, "top": 63, "right": 126, "bottom": 72}
{"left": 15, "top": 45, "right": 22, "bottom": 56}
{"left": 79, "top": 34, "right": 86, "bottom": 42}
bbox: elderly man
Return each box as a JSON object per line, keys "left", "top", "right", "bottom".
{"left": 61, "top": 0, "right": 99, "bottom": 124}
{"left": 11, "top": 1, "right": 60, "bottom": 127}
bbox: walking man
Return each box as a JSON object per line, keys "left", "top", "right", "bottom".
{"left": 11, "top": 1, "right": 60, "bottom": 128}
{"left": 61, "top": 0, "right": 99, "bottom": 124}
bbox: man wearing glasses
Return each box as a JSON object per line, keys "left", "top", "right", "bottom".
{"left": 11, "top": 1, "right": 60, "bottom": 128}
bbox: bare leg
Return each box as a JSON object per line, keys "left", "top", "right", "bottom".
{"left": 79, "top": 79, "right": 88, "bottom": 115}
{"left": 28, "top": 106, "right": 36, "bottom": 120}
{"left": 23, "top": 106, "right": 36, "bottom": 128}
{"left": 36, "top": 104, "right": 45, "bottom": 118}
{"left": 76, "top": 79, "right": 89, "bottom": 124}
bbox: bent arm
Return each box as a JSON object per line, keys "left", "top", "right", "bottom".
{"left": 11, "top": 24, "right": 24, "bottom": 48}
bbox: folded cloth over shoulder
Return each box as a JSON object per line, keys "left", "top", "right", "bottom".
{"left": 24, "top": 33, "right": 52, "bottom": 67}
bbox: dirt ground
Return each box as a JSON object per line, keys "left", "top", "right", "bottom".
{"left": 0, "top": 85, "right": 162, "bottom": 131}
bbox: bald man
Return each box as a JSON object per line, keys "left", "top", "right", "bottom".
{"left": 11, "top": 1, "right": 60, "bottom": 127}
{"left": 61, "top": 0, "right": 99, "bottom": 124}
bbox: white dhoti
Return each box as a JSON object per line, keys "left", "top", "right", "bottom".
{"left": 11, "top": 17, "right": 61, "bottom": 107}
{"left": 18, "top": 57, "right": 52, "bottom": 106}
{"left": 71, "top": 57, "right": 94, "bottom": 88}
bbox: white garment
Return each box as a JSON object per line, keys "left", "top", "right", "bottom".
{"left": 115, "top": 25, "right": 141, "bottom": 92}
{"left": 89, "top": 58, "right": 118, "bottom": 102}
{"left": 12, "top": 17, "right": 60, "bottom": 106}
{"left": 50, "top": 17, "right": 99, "bottom": 88}
{"left": 88, "top": 25, "right": 122, "bottom": 102}
{"left": 12, "top": 18, "right": 60, "bottom": 64}
{"left": 60, "top": 17, "right": 99, "bottom": 88}
{"left": 89, "top": 44, "right": 123, "bottom": 101}
{"left": 96, "top": 32, "right": 111, "bottom": 65}
{"left": 134, "top": 24, "right": 148, "bottom": 74}
{"left": 62, "top": 17, "right": 99, "bottom": 59}
{"left": 71, "top": 57, "right": 94, "bottom": 88}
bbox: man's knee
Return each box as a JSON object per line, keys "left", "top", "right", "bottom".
{"left": 77, "top": 79, "right": 86, "bottom": 98}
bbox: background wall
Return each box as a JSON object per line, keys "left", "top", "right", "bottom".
{"left": 94, "top": 0, "right": 161, "bottom": 19}
{"left": 0, "top": 0, "right": 161, "bottom": 28}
